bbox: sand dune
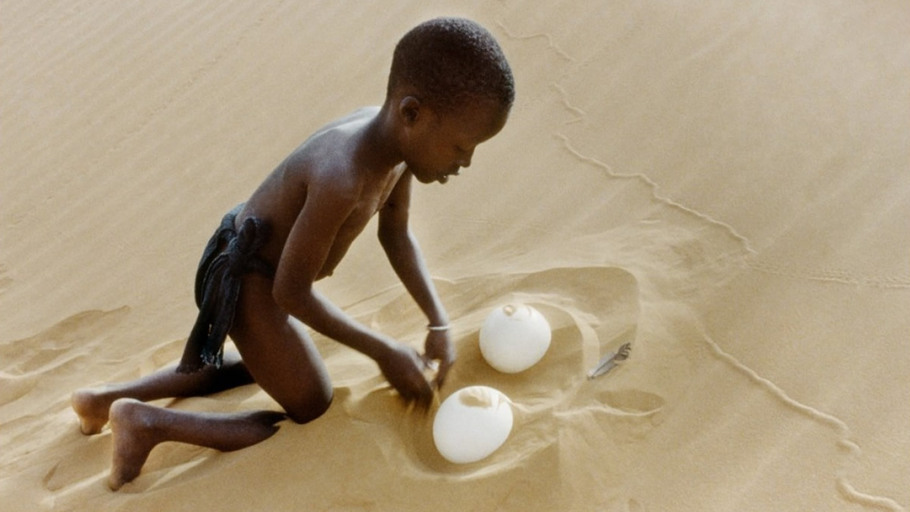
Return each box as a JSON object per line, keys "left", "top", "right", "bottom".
{"left": 2, "top": 1, "right": 908, "bottom": 510}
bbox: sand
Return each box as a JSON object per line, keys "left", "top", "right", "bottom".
{"left": 2, "top": 1, "right": 908, "bottom": 510}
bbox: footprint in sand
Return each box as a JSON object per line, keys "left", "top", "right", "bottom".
{"left": 595, "top": 389, "right": 665, "bottom": 417}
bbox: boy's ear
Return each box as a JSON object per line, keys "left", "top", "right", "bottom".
{"left": 398, "top": 96, "right": 422, "bottom": 126}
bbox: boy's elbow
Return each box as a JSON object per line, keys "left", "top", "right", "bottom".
{"left": 377, "top": 224, "right": 394, "bottom": 244}
{"left": 377, "top": 230, "right": 397, "bottom": 253}
{"left": 378, "top": 225, "right": 413, "bottom": 252}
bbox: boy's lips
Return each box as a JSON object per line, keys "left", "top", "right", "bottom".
{"left": 437, "top": 168, "right": 461, "bottom": 183}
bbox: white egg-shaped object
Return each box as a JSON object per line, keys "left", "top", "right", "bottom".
{"left": 479, "top": 303, "right": 552, "bottom": 373}
{"left": 433, "top": 386, "right": 513, "bottom": 464}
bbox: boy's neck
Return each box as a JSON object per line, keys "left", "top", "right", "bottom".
{"left": 357, "top": 104, "right": 405, "bottom": 175}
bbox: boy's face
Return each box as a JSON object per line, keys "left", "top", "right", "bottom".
{"left": 403, "top": 100, "right": 508, "bottom": 184}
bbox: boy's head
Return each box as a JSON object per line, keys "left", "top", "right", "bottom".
{"left": 387, "top": 18, "right": 515, "bottom": 114}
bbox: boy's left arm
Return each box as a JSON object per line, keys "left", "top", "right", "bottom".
{"left": 377, "top": 172, "right": 455, "bottom": 387}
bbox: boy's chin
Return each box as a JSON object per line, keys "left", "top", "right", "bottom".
{"left": 412, "top": 169, "right": 439, "bottom": 184}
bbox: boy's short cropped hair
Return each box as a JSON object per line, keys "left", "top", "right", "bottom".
{"left": 387, "top": 17, "right": 515, "bottom": 112}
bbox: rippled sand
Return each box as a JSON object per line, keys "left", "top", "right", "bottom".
{"left": 2, "top": 1, "right": 908, "bottom": 510}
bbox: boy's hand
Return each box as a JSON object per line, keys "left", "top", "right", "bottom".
{"left": 423, "top": 330, "right": 455, "bottom": 389}
{"left": 378, "top": 344, "right": 434, "bottom": 407}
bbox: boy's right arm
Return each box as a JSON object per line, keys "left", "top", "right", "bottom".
{"left": 271, "top": 183, "right": 434, "bottom": 404}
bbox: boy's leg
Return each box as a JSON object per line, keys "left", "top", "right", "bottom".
{"left": 227, "top": 273, "right": 334, "bottom": 423}
{"left": 103, "top": 274, "right": 333, "bottom": 489}
{"left": 108, "top": 398, "right": 284, "bottom": 490}
{"left": 71, "top": 351, "right": 254, "bottom": 435}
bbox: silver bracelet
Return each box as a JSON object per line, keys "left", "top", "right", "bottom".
{"left": 427, "top": 324, "right": 450, "bottom": 332}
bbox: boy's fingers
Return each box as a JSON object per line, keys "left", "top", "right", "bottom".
{"left": 420, "top": 355, "right": 439, "bottom": 382}
{"left": 410, "top": 380, "right": 433, "bottom": 410}
{"left": 410, "top": 365, "right": 434, "bottom": 406}
{"left": 433, "top": 359, "right": 452, "bottom": 388}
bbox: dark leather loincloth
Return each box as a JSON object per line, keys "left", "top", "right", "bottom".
{"left": 177, "top": 204, "right": 275, "bottom": 373}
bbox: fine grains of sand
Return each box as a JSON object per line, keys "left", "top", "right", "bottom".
{"left": 2, "top": 1, "right": 908, "bottom": 511}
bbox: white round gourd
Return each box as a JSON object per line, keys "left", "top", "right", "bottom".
{"left": 432, "top": 386, "right": 513, "bottom": 464}
{"left": 479, "top": 304, "right": 551, "bottom": 373}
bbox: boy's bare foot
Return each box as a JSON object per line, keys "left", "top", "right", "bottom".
{"left": 106, "top": 398, "right": 286, "bottom": 490}
{"left": 108, "top": 398, "right": 161, "bottom": 490}
{"left": 71, "top": 388, "right": 114, "bottom": 435}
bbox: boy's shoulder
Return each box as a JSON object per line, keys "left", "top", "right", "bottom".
{"left": 300, "top": 106, "right": 379, "bottom": 156}
{"left": 281, "top": 107, "right": 381, "bottom": 191}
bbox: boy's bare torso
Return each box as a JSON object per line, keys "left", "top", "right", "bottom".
{"left": 237, "top": 107, "right": 406, "bottom": 281}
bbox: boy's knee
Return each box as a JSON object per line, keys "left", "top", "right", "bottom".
{"left": 285, "top": 386, "right": 333, "bottom": 424}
